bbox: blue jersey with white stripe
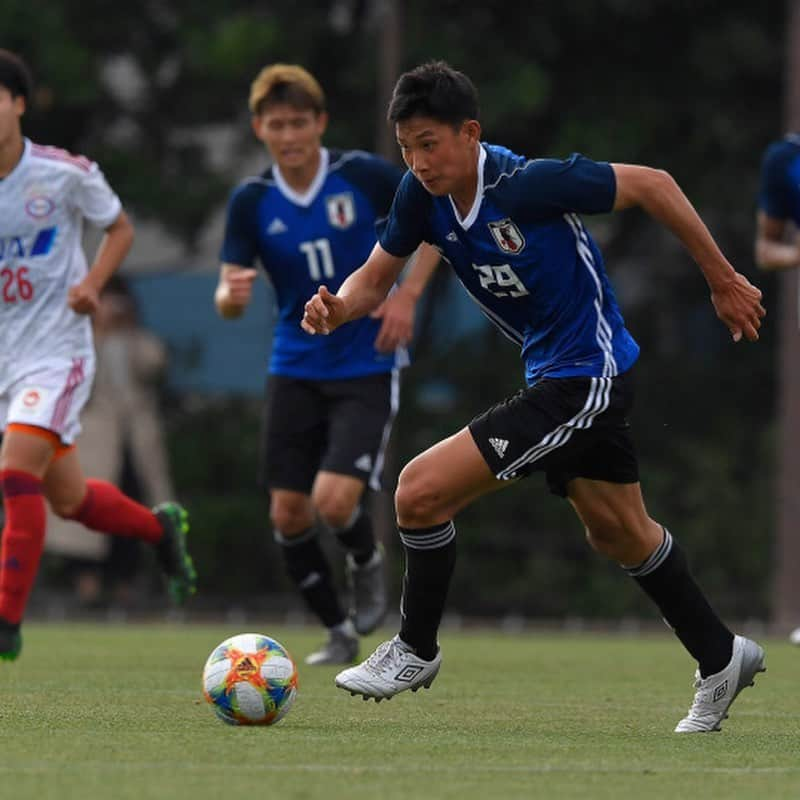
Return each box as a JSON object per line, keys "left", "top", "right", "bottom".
{"left": 221, "top": 148, "right": 405, "bottom": 379}
{"left": 377, "top": 143, "right": 640, "bottom": 385}
{"left": 758, "top": 133, "right": 800, "bottom": 225}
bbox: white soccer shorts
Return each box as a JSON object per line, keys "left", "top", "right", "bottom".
{"left": 0, "top": 356, "right": 95, "bottom": 445}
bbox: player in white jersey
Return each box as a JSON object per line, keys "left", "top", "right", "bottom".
{"left": 0, "top": 50, "right": 196, "bottom": 660}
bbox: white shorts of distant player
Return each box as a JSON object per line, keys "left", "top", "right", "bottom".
{"left": 0, "top": 355, "right": 95, "bottom": 445}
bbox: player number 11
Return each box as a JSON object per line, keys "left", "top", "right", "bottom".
{"left": 299, "top": 238, "right": 335, "bottom": 281}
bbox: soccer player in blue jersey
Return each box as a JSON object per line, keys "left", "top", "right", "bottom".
{"left": 755, "top": 133, "right": 800, "bottom": 273}
{"left": 215, "top": 64, "right": 440, "bottom": 665}
{"left": 755, "top": 132, "right": 800, "bottom": 646}
{"left": 302, "top": 61, "right": 768, "bottom": 731}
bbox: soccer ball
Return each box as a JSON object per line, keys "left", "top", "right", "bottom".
{"left": 202, "top": 633, "right": 298, "bottom": 725}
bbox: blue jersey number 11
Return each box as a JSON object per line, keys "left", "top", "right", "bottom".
{"left": 299, "top": 239, "right": 335, "bottom": 281}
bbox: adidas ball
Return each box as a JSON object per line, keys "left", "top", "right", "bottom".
{"left": 202, "top": 633, "right": 298, "bottom": 725}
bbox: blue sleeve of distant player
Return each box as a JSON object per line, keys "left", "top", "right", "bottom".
{"left": 219, "top": 182, "right": 262, "bottom": 266}
{"left": 503, "top": 154, "right": 616, "bottom": 222}
{"left": 376, "top": 171, "right": 432, "bottom": 257}
{"left": 758, "top": 143, "right": 793, "bottom": 220}
{"left": 338, "top": 153, "right": 405, "bottom": 217}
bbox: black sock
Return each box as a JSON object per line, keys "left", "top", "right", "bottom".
{"left": 275, "top": 528, "right": 346, "bottom": 628}
{"left": 333, "top": 507, "right": 376, "bottom": 565}
{"left": 397, "top": 521, "right": 457, "bottom": 661}
{"left": 626, "top": 528, "right": 734, "bottom": 677}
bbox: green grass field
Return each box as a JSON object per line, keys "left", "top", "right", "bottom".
{"left": 0, "top": 623, "right": 798, "bottom": 800}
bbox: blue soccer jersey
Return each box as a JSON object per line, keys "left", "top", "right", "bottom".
{"left": 377, "top": 143, "right": 640, "bottom": 385}
{"left": 758, "top": 133, "right": 800, "bottom": 225}
{"left": 221, "top": 148, "right": 406, "bottom": 379}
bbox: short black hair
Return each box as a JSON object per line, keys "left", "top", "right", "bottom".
{"left": 387, "top": 61, "right": 478, "bottom": 128}
{"left": 0, "top": 49, "right": 32, "bottom": 100}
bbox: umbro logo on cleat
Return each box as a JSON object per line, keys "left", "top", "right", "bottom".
{"left": 267, "top": 218, "right": 288, "bottom": 235}
{"left": 394, "top": 665, "right": 424, "bottom": 683}
{"left": 489, "top": 437, "right": 509, "bottom": 458}
{"left": 712, "top": 680, "right": 729, "bottom": 702}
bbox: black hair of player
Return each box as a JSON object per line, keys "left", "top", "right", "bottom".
{"left": 0, "top": 50, "right": 32, "bottom": 101}
{"left": 387, "top": 61, "right": 479, "bottom": 130}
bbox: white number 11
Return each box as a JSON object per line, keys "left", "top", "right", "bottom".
{"left": 299, "top": 238, "right": 335, "bottom": 281}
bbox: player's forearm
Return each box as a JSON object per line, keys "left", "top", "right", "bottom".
{"left": 755, "top": 237, "right": 800, "bottom": 271}
{"left": 338, "top": 268, "right": 395, "bottom": 322}
{"left": 86, "top": 212, "right": 134, "bottom": 291}
{"left": 337, "top": 245, "right": 406, "bottom": 322}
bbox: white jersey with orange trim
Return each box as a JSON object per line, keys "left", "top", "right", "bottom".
{"left": 0, "top": 137, "right": 121, "bottom": 374}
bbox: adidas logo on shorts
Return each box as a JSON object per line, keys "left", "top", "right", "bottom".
{"left": 489, "top": 437, "right": 509, "bottom": 458}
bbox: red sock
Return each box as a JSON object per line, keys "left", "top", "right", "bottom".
{"left": 0, "top": 470, "right": 47, "bottom": 624}
{"left": 68, "top": 479, "right": 163, "bottom": 544}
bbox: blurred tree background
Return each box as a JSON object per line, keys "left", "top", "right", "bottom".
{"left": 3, "top": 1, "right": 787, "bottom": 622}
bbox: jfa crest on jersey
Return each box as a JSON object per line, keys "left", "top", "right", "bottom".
{"left": 488, "top": 218, "right": 525, "bottom": 254}
{"left": 220, "top": 148, "right": 406, "bottom": 380}
{"left": 325, "top": 192, "right": 356, "bottom": 230}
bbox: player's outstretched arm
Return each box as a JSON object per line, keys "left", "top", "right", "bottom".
{"left": 612, "top": 163, "right": 766, "bottom": 343}
{"left": 302, "top": 242, "right": 406, "bottom": 336}
{"left": 215, "top": 263, "right": 259, "bottom": 319}
{"left": 68, "top": 210, "right": 134, "bottom": 315}
{"left": 372, "top": 243, "right": 441, "bottom": 352}
{"left": 754, "top": 211, "right": 800, "bottom": 272}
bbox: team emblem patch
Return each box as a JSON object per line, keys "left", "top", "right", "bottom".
{"left": 25, "top": 195, "right": 56, "bottom": 219}
{"left": 488, "top": 218, "right": 525, "bottom": 254}
{"left": 325, "top": 192, "right": 356, "bottom": 230}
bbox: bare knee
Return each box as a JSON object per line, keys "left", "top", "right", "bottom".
{"left": 395, "top": 459, "right": 446, "bottom": 528}
{"left": 270, "top": 495, "right": 313, "bottom": 536}
{"left": 313, "top": 491, "right": 357, "bottom": 530}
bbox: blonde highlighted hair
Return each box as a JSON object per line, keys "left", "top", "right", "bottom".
{"left": 248, "top": 64, "right": 326, "bottom": 115}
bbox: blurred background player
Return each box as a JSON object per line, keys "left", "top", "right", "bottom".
{"left": 215, "top": 63, "right": 439, "bottom": 665}
{"left": 754, "top": 131, "right": 800, "bottom": 645}
{"left": 0, "top": 50, "right": 196, "bottom": 660}
{"left": 303, "top": 60, "right": 767, "bottom": 733}
{"left": 755, "top": 133, "right": 800, "bottom": 273}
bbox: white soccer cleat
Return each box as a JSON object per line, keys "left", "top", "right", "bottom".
{"left": 335, "top": 635, "right": 441, "bottom": 701}
{"left": 674, "top": 635, "right": 766, "bottom": 733}
{"left": 788, "top": 627, "right": 800, "bottom": 646}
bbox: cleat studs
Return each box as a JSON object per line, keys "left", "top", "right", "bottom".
{"left": 362, "top": 695, "right": 369, "bottom": 701}
{"left": 350, "top": 692, "right": 356, "bottom": 696}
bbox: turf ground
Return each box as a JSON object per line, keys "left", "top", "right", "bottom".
{"left": 0, "top": 623, "right": 798, "bottom": 800}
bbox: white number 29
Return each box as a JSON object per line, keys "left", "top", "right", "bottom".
{"left": 473, "top": 263, "right": 529, "bottom": 298}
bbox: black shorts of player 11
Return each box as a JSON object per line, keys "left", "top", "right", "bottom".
{"left": 301, "top": 60, "right": 767, "bottom": 732}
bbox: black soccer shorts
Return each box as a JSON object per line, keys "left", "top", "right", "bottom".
{"left": 259, "top": 371, "right": 398, "bottom": 494}
{"left": 468, "top": 368, "right": 639, "bottom": 497}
